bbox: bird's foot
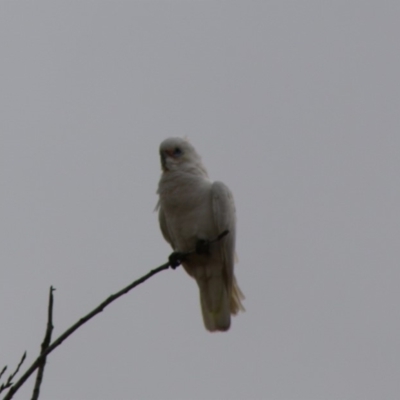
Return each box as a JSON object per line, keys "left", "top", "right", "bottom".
{"left": 168, "top": 252, "right": 186, "bottom": 269}
{"left": 196, "top": 239, "right": 211, "bottom": 255}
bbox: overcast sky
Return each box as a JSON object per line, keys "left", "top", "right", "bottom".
{"left": 1, "top": 2, "right": 399, "bottom": 400}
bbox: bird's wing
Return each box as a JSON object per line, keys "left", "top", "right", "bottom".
{"left": 158, "top": 206, "right": 175, "bottom": 249}
{"left": 211, "top": 181, "right": 236, "bottom": 291}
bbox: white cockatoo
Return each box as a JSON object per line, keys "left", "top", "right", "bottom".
{"left": 156, "top": 137, "right": 244, "bottom": 331}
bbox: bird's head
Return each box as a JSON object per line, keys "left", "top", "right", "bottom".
{"left": 159, "top": 137, "right": 207, "bottom": 175}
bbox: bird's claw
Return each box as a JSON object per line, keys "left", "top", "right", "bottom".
{"left": 168, "top": 231, "right": 228, "bottom": 268}
{"left": 196, "top": 239, "right": 210, "bottom": 255}
{"left": 168, "top": 252, "right": 186, "bottom": 269}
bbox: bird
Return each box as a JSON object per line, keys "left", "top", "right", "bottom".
{"left": 156, "top": 137, "right": 244, "bottom": 331}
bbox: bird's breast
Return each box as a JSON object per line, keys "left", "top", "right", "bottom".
{"left": 159, "top": 177, "right": 216, "bottom": 252}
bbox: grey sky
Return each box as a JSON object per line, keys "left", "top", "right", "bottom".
{"left": 1, "top": 2, "right": 399, "bottom": 399}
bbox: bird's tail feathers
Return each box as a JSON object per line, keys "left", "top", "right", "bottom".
{"left": 198, "top": 276, "right": 230, "bottom": 332}
{"left": 230, "top": 275, "right": 245, "bottom": 315}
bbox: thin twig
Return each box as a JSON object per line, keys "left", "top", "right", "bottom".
{"left": 0, "top": 368, "right": 6, "bottom": 394}
{"left": 31, "top": 286, "right": 55, "bottom": 400}
{"left": 214, "top": 229, "right": 229, "bottom": 242}
{"left": 2, "top": 230, "right": 229, "bottom": 400}
{"left": 0, "top": 353, "right": 26, "bottom": 395}
{"left": 0, "top": 367, "right": 7, "bottom": 382}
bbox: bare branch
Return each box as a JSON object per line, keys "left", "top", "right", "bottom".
{"left": 2, "top": 230, "right": 229, "bottom": 400}
{"left": 2, "top": 262, "right": 171, "bottom": 400}
{"left": 31, "top": 286, "right": 55, "bottom": 400}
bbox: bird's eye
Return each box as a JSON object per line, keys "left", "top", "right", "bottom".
{"left": 173, "top": 147, "right": 183, "bottom": 157}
